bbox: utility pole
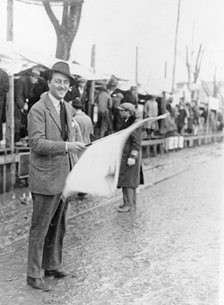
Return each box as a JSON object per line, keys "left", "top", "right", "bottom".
{"left": 89, "top": 44, "right": 96, "bottom": 119}
{"left": 164, "top": 61, "right": 167, "bottom": 80}
{"left": 135, "top": 46, "right": 139, "bottom": 88}
{"left": 171, "top": 0, "right": 181, "bottom": 93}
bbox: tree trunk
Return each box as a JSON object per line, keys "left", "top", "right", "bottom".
{"left": 43, "top": 0, "right": 83, "bottom": 61}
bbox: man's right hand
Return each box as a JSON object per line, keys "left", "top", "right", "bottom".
{"left": 67, "top": 141, "right": 86, "bottom": 154}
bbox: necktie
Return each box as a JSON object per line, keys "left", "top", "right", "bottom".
{"left": 60, "top": 101, "right": 68, "bottom": 141}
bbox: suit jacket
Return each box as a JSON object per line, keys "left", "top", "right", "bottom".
{"left": 74, "top": 111, "right": 93, "bottom": 144}
{"left": 28, "top": 92, "right": 75, "bottom": 195}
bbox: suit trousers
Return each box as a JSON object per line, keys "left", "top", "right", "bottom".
{"left": 27, "top": 193, "right": 68, "bottom": 278}
{"left": 122, "top": 187, "right": 136, "bottom": 207}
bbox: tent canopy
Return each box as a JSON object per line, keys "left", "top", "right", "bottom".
{"left": 0, "top": 41, "right": 109, "bottom": 80}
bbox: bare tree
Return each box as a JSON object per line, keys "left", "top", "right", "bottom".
{"left": 185, "top": 43, "right": 203, "bottom": 100}
{"left": 42, "top": 0, "right": 84, "bottom": 60}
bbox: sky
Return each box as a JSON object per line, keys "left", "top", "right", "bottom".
{"left": 1, "top": 0, "right": 224, "bottom": 91}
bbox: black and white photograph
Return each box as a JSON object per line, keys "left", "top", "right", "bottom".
{"left": 0, "top": 0, "right": 224, "bottom": 304}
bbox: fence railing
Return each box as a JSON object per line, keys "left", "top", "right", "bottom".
{"left": 141, "top": 132, "right": 224, "bottom": 158}
{"left": 0, "top": 132, "right": 223, "bottom": 194}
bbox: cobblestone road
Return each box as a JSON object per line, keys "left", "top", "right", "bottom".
{"left": 0, "top": 143, "right": 223, "bottom": 305}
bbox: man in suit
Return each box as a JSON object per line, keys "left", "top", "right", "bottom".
{"left": 26, "top": 62, "right": 86, "bottom": 291}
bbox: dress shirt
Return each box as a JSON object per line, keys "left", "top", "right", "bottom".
{"left": 48, "top": 92, "right": 61, "bottom": 115}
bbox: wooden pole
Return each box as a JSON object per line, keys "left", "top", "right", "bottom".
{"left": 135, "top": 46, "right": 139, "bottom": 106}
{"left": 135, "top": 46, "right": 139, "bottom": 88}
{"left": 171, "top": 0, "right": 181, "bottom": 93}
{"left": 6, "top": 0, "right": 14, "bottom": 151}
{"left": 6, "top": 0, "right": 15, "bottom": 190}
{"left": 164, "top": 61, "right": 167, "bottom": 80}
{"left": 89, "top": 44, "right": 96, "bottom": 119}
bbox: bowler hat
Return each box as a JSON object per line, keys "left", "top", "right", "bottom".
{"left": 72, "top": 97, "right": 83, "bottom": 109}
{"left": 117, "top": 102, "right": 135, "bottom": 114}
{"left": 51, "top": 61, "right": 75, "bottom": 86}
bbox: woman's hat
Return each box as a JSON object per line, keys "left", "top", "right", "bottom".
{"left": 117, "top": 102, "right": 135, "bottom": 114}
{"left": 50, "top": 61, "right": 75, "bottom": 86}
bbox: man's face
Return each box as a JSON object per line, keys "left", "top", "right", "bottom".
{"left": 29, "top": 75, "right": 38, "bottom": 84}
{"left": 119, "top": 109, "right": 130, "bottom": 119}
{"left": 48, "top": 72, "right": 70, "bottom": 100}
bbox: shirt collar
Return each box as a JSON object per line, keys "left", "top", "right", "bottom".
{"left": 49, "top": 92, "right": 61, "bottom": 106}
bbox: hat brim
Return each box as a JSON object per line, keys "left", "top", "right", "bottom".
{"left": 30, "top": 72, "right": 41, "bottom": 78}
{"left": 117, "top": 106, "right": 125, "bottom": 110}
{"left": 51, "top": 69, "right": 76, "bottom": 86}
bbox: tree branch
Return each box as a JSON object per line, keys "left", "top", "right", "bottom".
{"left": 42, "top": 2, "right": 60, "bottom": 34}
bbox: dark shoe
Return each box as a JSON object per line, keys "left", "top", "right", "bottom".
{"left": 44, "top": 269, "right": 68, "bottom": 278}
{"left": 117, "top": 206, "right": 131, "bottom": 213}
{"left": 27, "top": 276, "right": 51, "bottom": 292}
{"left": 118, "top": 203, "right": 125, "bottom": 208}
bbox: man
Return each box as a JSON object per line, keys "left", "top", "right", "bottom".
{"left": 94, "top": 85, "right": 113, "bottom": 138}
{"left": 117, "top": 102, "right": 143, "bottom": 213}
{"left": 0, "top": 67, "right": 9, "bottom": 142}
{"left": 123, "top": 86, "right": 138, "bottom": 107}
{"left": 28, "top": 68, "right": 48, "bottom": 111}
{"left": 111, "top": 92, "right": 124, "bottom": 132}
{"left": 72, "top": 97, "right": 94, "bottom": 145}
{"left": 143, "top": 95, "right": 159, "bottom": 139}
{"left": 27, "top": 62, "right": 86, "bottom": 291}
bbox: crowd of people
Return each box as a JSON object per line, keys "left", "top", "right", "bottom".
{"left": 164, "top": 97, "right": 224, "bottom": 138}
{"left": 1, "top": 65, "right": 223, "bottom": 148}
{"left": 0, "top": 62, "right": 223, "bottom": 292}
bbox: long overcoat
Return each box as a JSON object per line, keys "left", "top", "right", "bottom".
{"left": 117, "top": 117, "right": 142, "bottom": 189}
{"left": 28, "top": 92, "right": 75, "bottom": 195}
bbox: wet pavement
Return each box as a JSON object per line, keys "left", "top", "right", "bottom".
{"left": 0, "top": 143, "right": 223, "bottom": 305}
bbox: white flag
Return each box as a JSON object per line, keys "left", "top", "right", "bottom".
{"left": 62, "top": 113, "right": 168, "bottom": 199}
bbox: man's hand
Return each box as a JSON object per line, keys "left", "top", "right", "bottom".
{"left": 67, "top": 141, "right": 86, "bottom": 154}
{"left": 127, "top": 157, "right": 136, "bottom": 166}
{"left": 23, "top": 102, "right": 28, "bottom": 111}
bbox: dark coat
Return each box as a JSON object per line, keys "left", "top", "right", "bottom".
{"left": 117, "top": 116, "right": 142, "bottom": 188}
{"left": 0, "top": 68, "right": 9, "bottom": 139}
{"left": 28, "top": 77, "right": 48, "bottom": 110}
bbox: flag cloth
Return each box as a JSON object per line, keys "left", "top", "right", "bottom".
{"left": 62, "top": 113, "right": 169, "bottom": 199}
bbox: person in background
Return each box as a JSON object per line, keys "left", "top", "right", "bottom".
{"left": 14, "top": 68, "right": 48, "bottom": 145}
{"left": 176, "top": 98, "right": 187, "bottom": 135}
{"left": 72, "top": 97, "right": 94, "bottom": 199}
{"left": 26, "top": 61, "right": 86, "bottom": 292}
{"left": 0, "top": 67, "right": 9, "bottom": 144}
{"left": 123, "top": 86, "right": 138, "bottom": 108}
{"left": 14, "top": 75, "right": 30, "bottom": 143}
{"left": 191, "top": 101, "right": 200, "bottom": 135}
{"left": 116, "top": 102, "right": 143, "bottom": 213}
{"left": 28, "top": 68, "right": 48, "bottom": 111}
{"left": 94, "top": 85, "right": 113, "bottom": 138}
{"left": 72, "top": 97, "right": 94, "bottom": 145}
{"left": 143, "top": 95, "right": 159, "bottom": 139}
{"left": 111, "top": 92, "right": 124, "bottom": 132}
